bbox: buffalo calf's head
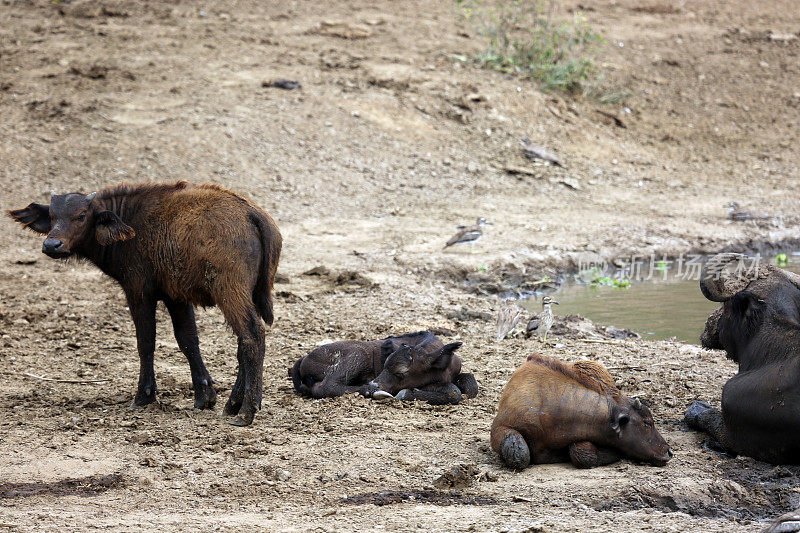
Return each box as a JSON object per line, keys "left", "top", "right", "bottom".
{"left": 610, "top": 397, "right": 672, "bottom": 466}
{"left": 370, "top": 341, "right": 463, "bottom": 396}
{"left": 8, "top": 192, "right": 135, "bottom": 258}
{"left": 699, "top": 253, "right": 800, "bottom": 362}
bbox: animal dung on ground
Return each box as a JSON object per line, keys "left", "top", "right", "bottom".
{"left": 432, "top": 463, "right": 480, "bottom": 490}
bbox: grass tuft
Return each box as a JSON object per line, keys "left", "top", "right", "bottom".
{"left": 459, "top": 0, "right": 604, "bottom": 94}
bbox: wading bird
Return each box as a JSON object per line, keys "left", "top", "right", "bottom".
{"left": 444, "top": 217, "right": 491, "bottom": 253}
{"left": 496, "top": 301, "right": 523, "bottom": 341}
{"left": 526, "top": 296, "right": 559, "bottom": 342}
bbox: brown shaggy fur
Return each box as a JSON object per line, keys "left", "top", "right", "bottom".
{"left": 526, "top": 353, "right": 622, "bottom": 402}
{"left": 8, "top": 181, "right": 282, "bottom": 426}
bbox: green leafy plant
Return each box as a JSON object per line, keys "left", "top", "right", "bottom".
{"left": 459, "top": 0, "right": 603, "bottom": 93}
{"left": 775, "top": 253, "right": 789, "bottom": 267}
{"left": 575, "top": 267, "right": 630, "bottom": 288}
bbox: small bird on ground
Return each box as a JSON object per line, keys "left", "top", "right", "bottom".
{"left": 726, "top": 202, "right": 769, "bottom": 221}
{"left": 526, "top": 296, "right": 559, "bottom": 342}
{"left": 521, "top": 137, "right": 564, "bottom": 167}
{"left": 496, "top": 301, "right": 523, "bottom": 341}
{"left": 444, "top": 217, "right": 491, "bottom": 252}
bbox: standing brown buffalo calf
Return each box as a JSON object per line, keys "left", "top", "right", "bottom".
{"left": 8, "top": 181, "right": 282, "bottom": 426}
{"left": 491, "top": 354, "right": 672, "bottom": 469}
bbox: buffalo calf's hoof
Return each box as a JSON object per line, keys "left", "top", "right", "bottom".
{"left": 499, "top": 432, "right": 530, "bottom": 470}
{"left": 194, "top": 385, "right": 217, "bottom": 410}
{"left": 395, "top": 389, "right": 410, "bottom": 401}
{"left": 229, "top": 416, "right": 252, "bottom": 427}
{"left": 132, "top": 388, "right": 158, "bottom": 408}
{"left": 684, "top": 401, "right": 712, "bottom": 428}
{"left": 223, "top": 398, "right": 242, "bottom": 416}
{"left": 372, "top": 390, "right": 395, "bottom": 400}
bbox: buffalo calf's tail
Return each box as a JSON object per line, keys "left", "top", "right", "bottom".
{"left": 251, "top": 211, "right": 282, "bottom": 326}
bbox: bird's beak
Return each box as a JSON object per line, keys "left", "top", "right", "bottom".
{"left": 552, "top": 301, "right": 560, "bottom": 305}
{"left": 486, "top": 221, "right": 494, "bottom": 225}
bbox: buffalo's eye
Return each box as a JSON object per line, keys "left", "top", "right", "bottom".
{"left": 76, "top": 213, "right": 86, "bottom": 222}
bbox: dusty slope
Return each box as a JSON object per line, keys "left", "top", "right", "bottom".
{"left": 1, "top": 0, "right": 799, "bottom": 531}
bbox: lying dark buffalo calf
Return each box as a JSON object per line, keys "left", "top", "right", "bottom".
{"left": 491, "top": 353, "right": 672, "bottom": 469}
{"left": 685, "top": 252, "right": 800, "bottom": 464}
{"left": 291, "top": 331, "right": 478, "bottom": 404}
{"left": 8, "top": 182, "right": 282, "bottom": 426}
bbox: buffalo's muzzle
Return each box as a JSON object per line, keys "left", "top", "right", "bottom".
{"left": 42, "top": 238, "right": 69, "bottom": 257}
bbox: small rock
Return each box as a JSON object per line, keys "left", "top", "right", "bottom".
{"left": 559, "top": 178, "right": 581, "bottom": 190}
{"left": 264, "top": 79, "right": 301, "bottom": 90}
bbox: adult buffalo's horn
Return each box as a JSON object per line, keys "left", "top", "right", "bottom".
{"left": 699, "top": 252, "right": 772, "bottom": 302}
{"left": 781, "top": 267, "right": 800, "bottom": 289}
{"left": 85, "top": 192, "right": 97, "bottom": 202}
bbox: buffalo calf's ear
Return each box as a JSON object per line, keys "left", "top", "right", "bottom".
{"left": 611, "top": 409, "right": 630, "bottom": 434}
{"left": 432, "top": 342, "right": 462, "bottom": 369}
{"left": 380, "top": 338, "right": 395, "bottom": 360}
{"left": 95, "top": 210, "right": 135, "bottom": 245}
{"left": 8, "top": 203, "right": 51, "bottom": 234}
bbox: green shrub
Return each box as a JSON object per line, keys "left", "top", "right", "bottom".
{"left": 459, "top": 0, "right": 603, "bottom": 93}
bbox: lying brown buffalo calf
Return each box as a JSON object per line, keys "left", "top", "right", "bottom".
{"left": 491, "top": 354, "right": 672, "bottom": 469}
{"left": 291, "top": 331, "right": 478, "bottom": 404}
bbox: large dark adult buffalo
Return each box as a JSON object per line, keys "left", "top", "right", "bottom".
{"left": 9, "top": 181, "right": 282, "bottom": 426}
{"left": 685, "top": 252, "right": 800, "bottom": 464}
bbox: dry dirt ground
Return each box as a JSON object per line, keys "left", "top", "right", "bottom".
{"left": 1, "top": 0, "right": 799, "bottom": 531}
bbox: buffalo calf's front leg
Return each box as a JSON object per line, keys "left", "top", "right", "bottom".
{"left": 128, "top": 294, "right": 158, "bottom": 408}
{"left": 568, "top": 441, "right": 622, "bottom": 468}
{"left": 396, "top": 383, "right": 463, "bottom": 405}
{"left": 165, "top": 298, "right": 216, "bottom": 409}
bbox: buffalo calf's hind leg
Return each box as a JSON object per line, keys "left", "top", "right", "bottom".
{"left": 165, "top": 298, "right": 216, "bottom": 409}
{"left": 224, "top": 341, "right": 247, "bottom": 415}
{"left": 128, "top": 294, "right": 158, "bottom": 408}
{"left": 493, "top": 427, "right": 531, "bottom": 470}
{"left": 454, "top": 372, "right": 479, "bottom": 399}
{"left": 223, "top": 306, "right": 265, "bottom": 427}
{"left": 568, "top": 441, "right": 621, "bottom": 468}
